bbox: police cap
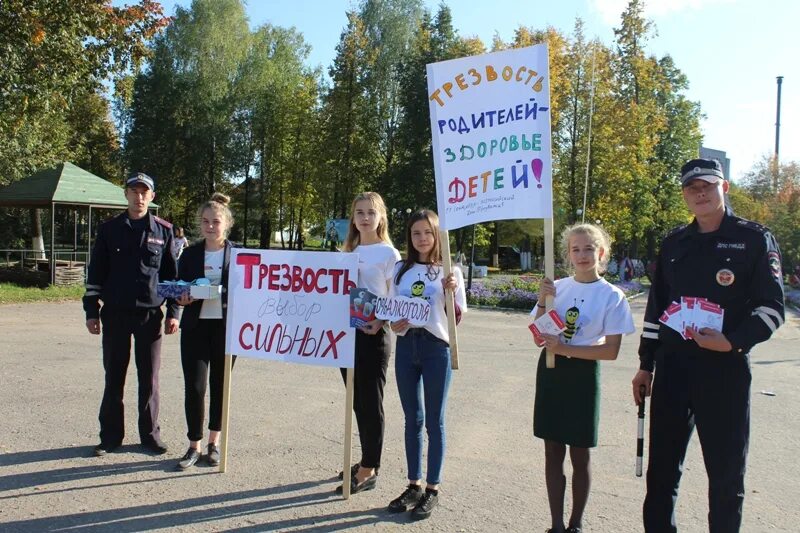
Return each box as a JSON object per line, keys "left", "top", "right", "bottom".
{"left": 126, "top": 172, "right": 155, "bottom": 191}
{"left": 680, "top": 158, "right": 724, "bottom": 187}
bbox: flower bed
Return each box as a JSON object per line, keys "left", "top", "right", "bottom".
{"left": 786, "top": 288, "right": 800, "bottom": 310}
{"left": 466, "top": 274, "right": 644, "bottom": 310}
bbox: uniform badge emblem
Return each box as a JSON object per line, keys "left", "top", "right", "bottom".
{"left": 716, "top": 269, "right": 735, "bottom": 286}
{"left": 768, "top": 251, "right": 782, "bottom": 280}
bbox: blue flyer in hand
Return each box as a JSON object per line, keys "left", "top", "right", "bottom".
{"left": 350, "top": 287, "right": 377, "bottom": 328}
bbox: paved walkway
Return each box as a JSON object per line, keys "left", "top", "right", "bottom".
{"left": 1, "top": 299, "right": 798, "bottom": 532}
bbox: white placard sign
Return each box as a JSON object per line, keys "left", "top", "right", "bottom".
{"left": 374, "top": 296, "right": 432, "bottom": 327}
{"left": 426, "top": 44, "right": 553, "bottom": 230}
{"left": 225, "top": 249, "right": 357, "bottom": 368}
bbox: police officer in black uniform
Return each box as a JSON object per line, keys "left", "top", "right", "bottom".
{"left": 632, "top": 159, "right": 785, "bottom": 532}
{"left": 84, "top": 173, "right": 180, "bottom": 456}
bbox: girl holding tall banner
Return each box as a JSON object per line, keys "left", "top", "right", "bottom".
{"left": 174, "top": 193, "right": 235, "bottom": 470}
{"left": 531, "top": 224, "right": 635, "bottom": 533}
{"left": 336, "top": 192, "right": 400, "bottom": 494}
{"left": 386, "top": 209, "right": 466, "bottom": 520}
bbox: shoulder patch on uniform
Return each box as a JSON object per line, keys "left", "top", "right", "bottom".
{"left": 665, "top": 224, "right": 687, "bottom": 239}
{"left": 734, "top": 217, "right": 769, "bottom": 233}
{"left": 152, "top": 215, "right": 173, "bottom": 229}
{"left": 768, "top": 251, "right": 782, "bottom": 280}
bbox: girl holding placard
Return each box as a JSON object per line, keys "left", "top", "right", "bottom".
{"left": 531, "top": 224, "right": 635, "bottom": 533}
{"left": 336, "top": 192, "right": 401, "bottom": 495}
{"left": 386, "top": 209, "right": 466, "bottom": 520}
{"left": 173, "top": 193, "right": 235, "bottom": 470}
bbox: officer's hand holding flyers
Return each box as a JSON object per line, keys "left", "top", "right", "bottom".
{"left": 687, "top": 327, "right": 732, "bottom": 352}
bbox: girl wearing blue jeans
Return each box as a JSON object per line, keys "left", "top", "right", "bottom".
{"left": 387, "top": 209, "right": 466, "bottom": 520}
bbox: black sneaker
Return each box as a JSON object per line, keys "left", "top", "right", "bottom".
{"left": 566, "top": 528, "right": 583, "bottom": 533}
{"left": 387, "top": 484, "right": 423, "bottom": 513}
{"left": 411, "top": 489, "right": 438, "bottom": 520}
{"left": 177, "top": 448, "right": 201, "bottom": 470}
{"left": 206, "top": 443, "right": 220, "bottom": 466}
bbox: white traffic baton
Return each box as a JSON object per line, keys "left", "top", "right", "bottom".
{"left": 636, "top": 384, "right": 646, "bottom": 477}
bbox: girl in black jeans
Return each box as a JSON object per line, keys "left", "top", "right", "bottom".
{"left": 174, "top": 193, "right": 235, "bottom": 470}
{"left": 336, "top": 192, "right": 401, "bottom": 494}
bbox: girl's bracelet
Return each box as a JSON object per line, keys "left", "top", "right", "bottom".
{"left": 536, "top": 303, "right": 546, "bottom": 309}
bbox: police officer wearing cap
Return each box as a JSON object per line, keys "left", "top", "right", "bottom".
{"left": 632, "top": 158, "right": 785, "bottom": 532}
{"left": 83, "top": 172, "right": 179, "bottom": 457}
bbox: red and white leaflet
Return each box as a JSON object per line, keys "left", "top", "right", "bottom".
{"left": 529, "top": 309, "right": 567, "bottom": 341}
{"left": 658, "top": 301, "right": 685, "bottom": 338}
{"left": 680, "top": 296, "right": 707, "bottom": 339}
{"left": 695, "top": 300, "right": 724, "bottom": 332}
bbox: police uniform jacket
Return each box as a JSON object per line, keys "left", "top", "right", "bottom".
{"left": 176, "top": 239, "right": 232, "bottom": 330}
{"left": 83, "top": 212, "right": 179, "bottom": 320}
{"left": 638, "top": 207, "right": 785, "bottom": 371}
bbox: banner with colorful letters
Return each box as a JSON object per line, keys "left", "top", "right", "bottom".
{"left": 225, "top": 249, "right": 357, "bottom": 368}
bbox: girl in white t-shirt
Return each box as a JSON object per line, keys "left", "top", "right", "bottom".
{"left": 531, "top": 224, "right": 635, "bottom": 533}
{"left": 335, "top": 192, "right": 401, "bottom": 496}
{"left": 386, "top": 209, "right": 466, "bottom": 521}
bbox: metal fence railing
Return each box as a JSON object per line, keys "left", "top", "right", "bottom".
{"left": 1, "top": 249, "right": 90, "bottom": 269}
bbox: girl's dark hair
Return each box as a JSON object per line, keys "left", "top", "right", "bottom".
{"left": 395, "top": 209, "right": 441, "bottom": 285}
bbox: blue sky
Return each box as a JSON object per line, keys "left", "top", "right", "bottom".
{"left": 125, "top": 0, "right": 799, "bottom": 181}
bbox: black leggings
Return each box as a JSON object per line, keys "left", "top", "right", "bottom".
{"left": 340, "top": 328, "right": 391, "bottom": 469}
{"left": 180, "top": 319, "right": 235, "bottom": 442}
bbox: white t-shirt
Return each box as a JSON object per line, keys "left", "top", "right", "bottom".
{"left": 389, "top": 262, "right": 467, "bottom": 343}
{"left": 353, "top": 242, "right": 401, "bottom": 297}
{"left": 533, "top": 277, "right": 635, "bottom": 346}
{"left": 199, "top": 248, "right": 224, "bottom": 319}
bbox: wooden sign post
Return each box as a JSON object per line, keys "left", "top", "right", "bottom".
{"left": 440, "top": 229, "right": 460, "bottom": 369}
{"left": 544, "top": 217, "right": 555, "bottom": 368}
{"left": 219, "top": 248, "right": 358, "bottom": 493}
{"left": 342, "top": 368, "right": 355, "bottom": 498}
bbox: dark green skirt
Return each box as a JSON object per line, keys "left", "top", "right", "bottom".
{"left": 533, "top": 349, "right": 600, "bottom": 448}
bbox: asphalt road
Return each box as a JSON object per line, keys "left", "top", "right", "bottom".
{"left": 1, "top": 297, "right": 798, "bottom": 532}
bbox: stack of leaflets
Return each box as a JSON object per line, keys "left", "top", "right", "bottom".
{"left": 658, "top": 296, "right": 724, "bottom": 340}
{"left": 528, "top": 309, "right": 567, "bottom": 342}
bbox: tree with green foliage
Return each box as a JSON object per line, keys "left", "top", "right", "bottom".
{"left": 321, "top": 11, "right": 381, "bottom": 219}
{"left": 0, "top": 0, "right": 168, "bottom": 249}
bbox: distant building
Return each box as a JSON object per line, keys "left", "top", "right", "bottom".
{"left": 700, "top": 147, "right": 732, "bottom": 181}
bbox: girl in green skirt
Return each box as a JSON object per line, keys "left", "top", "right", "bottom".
{"left": 531, "top": 224, "right": 635, "bottom": 533}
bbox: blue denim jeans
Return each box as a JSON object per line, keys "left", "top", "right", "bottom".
{"left": 394, "top": 328, "right": 452, "bottom": 485}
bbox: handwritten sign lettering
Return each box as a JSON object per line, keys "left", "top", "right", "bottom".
{"left": 374, "top": 296, "right": 431, "bottom": 327}
{"left": 225, "top": 249, "right": 357, "bottom": 368}
{"left": 427, "top": 44, "right": 553, "bottom": 230}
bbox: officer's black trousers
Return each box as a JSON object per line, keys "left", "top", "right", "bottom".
{"left": 644, "top": 350, "right": 751, "bottom": 533}
{"left": 180, "top": 319, "right": 235, "bottom": 442}
{"left": 99, "top": 307, "right": 163, "bottom": 446}
{"left": 339, "top": 328, "right": 391, "bottom": 470}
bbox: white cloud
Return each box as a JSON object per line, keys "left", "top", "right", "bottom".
{"left": 590, "top": 0, "right": 737, "bottom": 26}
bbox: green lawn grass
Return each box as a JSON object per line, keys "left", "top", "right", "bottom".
{"left": 0, "top": 283, "right": 84, "bottom": 304}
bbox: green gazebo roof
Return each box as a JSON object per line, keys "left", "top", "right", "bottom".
{"left": 0, "top": 162, "right": 157, "bottom": 208}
